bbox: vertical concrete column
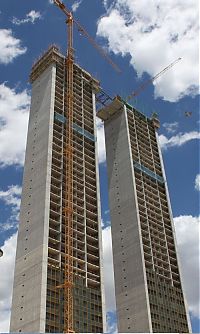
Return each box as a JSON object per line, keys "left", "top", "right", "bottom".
{"left": 104, "top": 108, "right": 150, "bottom": 333}
{"left": 10, "top": 64, "right": 56, "bottom": 333}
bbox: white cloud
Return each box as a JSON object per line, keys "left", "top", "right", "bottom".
{"left": 97, "top": 0, "right": 199, "bottom": 102}
{"left": 0, "top": 185, "right": 22, "bottom": 232}
{"left": 195, "top": 174, "right": 200, "bottom": 191}
{"left": 12, "top": 10, "right": 42, "bottom": 26}
{"left": 102, "top": 0, "right": 108, "bottom": 10}
{"left": 0, "top": 232, "right": 17, "bottom": 332}
{"left": 174, "top": 215, "right": 200, "bottom": 318}
{"left": 0, "top": 29, "right": 27, "bottom": 65}
{"left": 102, "top": 226, "right": 116, "bottom": 312}
{"left": 106, "top": 311, "right": 118, "bottom": 334}
{"left": 0, "top": 83, "right": 30, "bottom": 167}
{"left": 0, "top": 185, "right": 21, "bottom": 208}
{"left": 96, "top": 117, "right": 106, "bottom": 164}
{"left": 163, "top": 121, "right": 179, "bottom": 134}
{"left": 72, "top": 0, "right": 83, "bottom": 12}
{"left": 159, "top": 131, "right": 200, "bottom": 150}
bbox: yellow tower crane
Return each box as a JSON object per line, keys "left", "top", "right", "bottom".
{"left": 53, "top": 1, "right": 74, "bottom": 333}
{"left": 53, "top": 1, "right": 120, "bottom": 332}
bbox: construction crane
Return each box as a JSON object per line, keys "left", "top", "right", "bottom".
{"left": 54, "top": 0, "right": 121, "bottom": 73}
{"left": 126, "top": 57, "right": 181, "bottom": 101}
{"left": 53, "top": 1, "right": 74, "bottom": 333}
{"left": 53, "top": 1, "right": 120, "bottom": 332}
{"left": 96, "top": 57, "right": 182, "bottom": 110}
{"left": 185, "top": 111, "right": 192, "bottom": 117}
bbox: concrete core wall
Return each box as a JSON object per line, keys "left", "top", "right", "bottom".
{"left": 104, "top": 107, "right": 150, "bottom": 333}
{"left": 10, "top": 64, "right": 56, "bottom": 333}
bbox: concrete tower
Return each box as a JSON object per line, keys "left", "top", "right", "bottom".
{"left": 97, "top": 97, "right": 191, "bottom": 333}
{"left": 10, "top": 46, "right": 105, "bottom": 333}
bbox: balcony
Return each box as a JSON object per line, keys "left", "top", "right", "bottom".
{"left": 49, "top": 218, "right": 60, "bottom": 230}
{"left": 49, "top": 227, "right": 60, "bottom": 239}
{"left": 87, "top": 261, "right": 100, "bottom": 272}
{"left": 87, "top": 224, "right": 98, "bottom": 237}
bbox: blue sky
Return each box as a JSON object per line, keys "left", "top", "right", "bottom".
{"left": 0, "top": 0, "right": 199, "bottom": 332}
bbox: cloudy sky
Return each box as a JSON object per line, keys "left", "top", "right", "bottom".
{"left": 0, "top": 0, "right": 199, "bottom": 332}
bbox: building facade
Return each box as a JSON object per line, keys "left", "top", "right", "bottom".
{"left": 10, "top": 46, "right": 105, "bottom": 333}
{"left": 97, "top": 97, "right": 191, "bottom": 333}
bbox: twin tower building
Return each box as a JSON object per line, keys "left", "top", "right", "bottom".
{"left": 10, "top": 46, "right": 191, "bottom": 333}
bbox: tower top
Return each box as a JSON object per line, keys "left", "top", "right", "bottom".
{"left": 30, "top": 46, "right": 100, "bottom": 91}
{"left": 97, "top": 95, "right": 159, "bottom": 131}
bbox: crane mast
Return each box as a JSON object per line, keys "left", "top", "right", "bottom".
{"left": 53, "top": 0, "right": 121, "bottom": 332}
{"left": 54, "top": 1, "right": 74, "bottom": 333}
{"left": 64, "top": 11, "right": 74, "bottom": 334}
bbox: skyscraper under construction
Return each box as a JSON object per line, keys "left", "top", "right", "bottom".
{"left": 10, "top": 46, "right": 105, "bottom": 333}
{"left": 97, "top": 96, "right": 191, "bottom": 333}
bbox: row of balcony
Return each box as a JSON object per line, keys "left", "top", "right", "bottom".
{"left": 49, "top": 214, "right": 98, "bottom": 234}
{"left": 47, "top": 247, "right": 99, "bottom": 266}
{"left": 50, "top": 168, "right": 97, "bottom": 190}
{"left": 73, "top": 112, "right": 94, "bottom": 129}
